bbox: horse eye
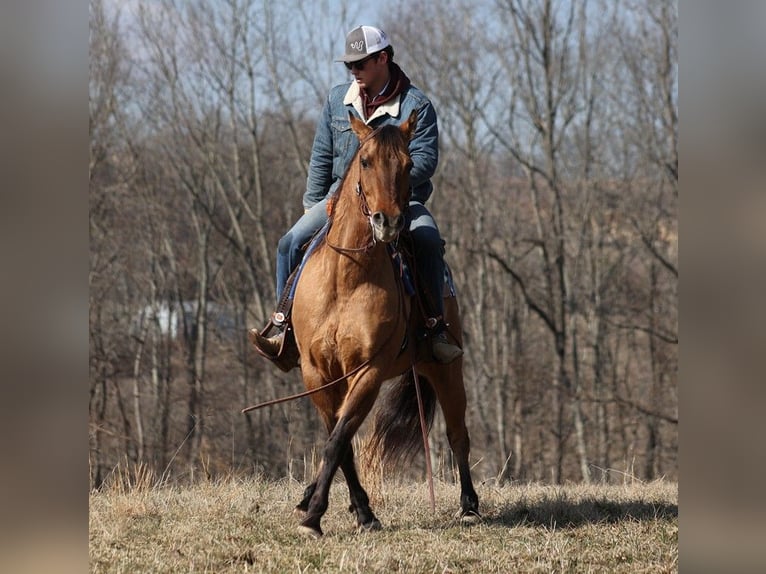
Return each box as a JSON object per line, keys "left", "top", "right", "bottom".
{"left": 360, "top": 157, "right": 369, "bottom": 169}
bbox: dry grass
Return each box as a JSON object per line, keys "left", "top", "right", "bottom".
{"left": 89, "top": 470, "right": 677, "bottom": 573}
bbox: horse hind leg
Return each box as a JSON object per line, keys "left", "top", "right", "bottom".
{"left": 424, "top": 368, "right": 480, "bottom": 522}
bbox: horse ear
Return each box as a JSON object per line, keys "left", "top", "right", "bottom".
{"left": 349, "top": 111, "right": 372, "bottom": 140}
{"left": 400, "top": 109, "right": 419, "bottom": 141}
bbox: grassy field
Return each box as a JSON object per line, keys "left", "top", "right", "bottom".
{"left": 89, "top": 474, "right": 677, "bottom": 573}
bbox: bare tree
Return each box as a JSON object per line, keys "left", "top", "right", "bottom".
{"left": 610, "top": 0, "right": 678, "bottom": 479}
{"left": 479, "top": 0, "right": 591, "bottom": 483}
{"left": 90, "top": 0, "right": 140, "bottom": 484}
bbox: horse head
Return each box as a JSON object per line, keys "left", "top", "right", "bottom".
{"left": 349, "top": 110, "right": 418, "bottom": 244}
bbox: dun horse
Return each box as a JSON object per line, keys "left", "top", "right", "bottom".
{"left": 290, "top": 111, "right": 479, "bottom": 537}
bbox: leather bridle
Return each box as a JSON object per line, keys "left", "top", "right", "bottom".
{"left": 326, "top": 126, "right": 408, "bottom": 255}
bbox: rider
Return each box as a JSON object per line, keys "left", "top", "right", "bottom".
{"left": 251, "top": 25, "right": 462, "bottom": 368}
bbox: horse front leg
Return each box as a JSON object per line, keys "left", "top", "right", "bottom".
{"left": 295, "top": 481, "right": 317, "bottom": 514}
{"left": 340, "top": 444, "right": 381, "bottom": 531}
{"left": 299, "top": 419, "right": 368, "bottom": 536}
{"left": 295, "top": 437, "right": 378, "bottom": 527}
{"left": 297, "top": 426, "right": 348, "bottom": 538}
{"left": 295, "top": 409, "right": 337, "bottom": 515}
{"left": 299, "top": 378, "right": 381, "bottom": 537}
{"left": 449, "top": 424, "right": 481, "bottom": 523}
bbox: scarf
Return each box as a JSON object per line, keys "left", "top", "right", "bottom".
{"left": 361, "top": 62, "right": 411, "bottom": 120}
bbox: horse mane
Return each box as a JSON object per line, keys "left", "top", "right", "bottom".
{"left": 371, "top": 123, "right": 409, "bottom": 148}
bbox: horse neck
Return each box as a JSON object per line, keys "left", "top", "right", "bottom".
{"left": 326, "top": 204, "right": 394, "bottom": 297}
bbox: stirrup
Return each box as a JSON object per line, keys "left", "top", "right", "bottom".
{"left": 249, "top": 314, "right": 300, "bottom": 372}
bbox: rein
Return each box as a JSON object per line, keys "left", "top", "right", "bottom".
{"left": 241, "top": 359, "right": 372, "bottom": 413}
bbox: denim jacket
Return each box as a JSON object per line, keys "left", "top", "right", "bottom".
{"left": 303, "top": 80, "right": 439, "bottom": 210}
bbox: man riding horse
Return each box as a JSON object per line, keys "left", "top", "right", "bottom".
{"left": 251, "top": 25, "right": 462, "bottom": 368}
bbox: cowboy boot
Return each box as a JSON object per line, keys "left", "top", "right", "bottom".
{"left": 426, "top": 317, "right": 462, "bottom": 364}
{"left": 248, "top": 327, "right": 300, "bottom": 372}
{"left": 432, "top": 331, "right": 463, "bottom": 364}
{"left": 248, "top": 328, "right": 283, "bottom": 357}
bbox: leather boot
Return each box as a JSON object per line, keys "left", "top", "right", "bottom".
{"left": 432, "top": 331, "right": 463, "bottom": 364}
{"left": 248, "top": 328, "right": 283, "bottom": 357}
{"left": 248, "top": 328, "right": 300, "bottom": 372}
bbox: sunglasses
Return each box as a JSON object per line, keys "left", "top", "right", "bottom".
{"left": 344, "top": 53, "right": 379, "bottom": 71}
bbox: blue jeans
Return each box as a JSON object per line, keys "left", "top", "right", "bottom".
{"left": 275, "top": 200, "right": 446, "bottom": 318}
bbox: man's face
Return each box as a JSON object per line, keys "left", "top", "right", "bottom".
{"left": 346, "top": 52, "right": 387, "bottom": 91}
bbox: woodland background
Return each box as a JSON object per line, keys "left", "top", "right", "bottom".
{"left": 89, "top": 0, "right": 677, "bottom": 489}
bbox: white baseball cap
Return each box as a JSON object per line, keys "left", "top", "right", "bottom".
{"left": 335, "top": 26, "right": 390, "bottom": 63}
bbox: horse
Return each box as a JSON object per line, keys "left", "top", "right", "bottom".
{"left": 290, "top": 110, "right": 480, "bottom": 538}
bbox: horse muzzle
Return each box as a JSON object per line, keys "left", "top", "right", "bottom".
{"left": 370, "top": 211, "right": 405, "bottom": 243}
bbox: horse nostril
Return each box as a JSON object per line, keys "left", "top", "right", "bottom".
{"left": 371, "top": 212, "right": 403, "bottom": 231}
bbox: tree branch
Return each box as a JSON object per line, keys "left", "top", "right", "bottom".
{"left": 483, "top": 248, "right": 558, "bottom": 336}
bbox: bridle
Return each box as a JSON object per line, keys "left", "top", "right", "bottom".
{"left": 325, "top": 126, "right": 407, "bottom": 255}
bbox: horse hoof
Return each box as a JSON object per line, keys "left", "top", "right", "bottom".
{"left": 459, "top": 511, "right": 482, "bottom": 525}
{"left": 297, "top": 524, "right": 323, "bottom": 539}
{"left": 357, "top": 519, "right": 382, "bottom": 533}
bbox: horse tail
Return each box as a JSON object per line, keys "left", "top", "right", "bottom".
{"left": 366, "top": 369, "right": 436, "bottom": 471}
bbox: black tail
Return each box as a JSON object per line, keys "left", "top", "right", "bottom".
{"left": 366, "top": 370, "right": 436, "bottom": 470}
